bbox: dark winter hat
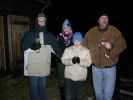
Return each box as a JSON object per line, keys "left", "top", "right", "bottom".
{"left": 37, "top": 13, "right": 47, "bottom": 21}
{"left": 37, "top": 13, "right": 46, "bottom": 18}
{"left": 30, "top": 42, "right": 41, "bottom": 50}
{"left": 97, "top": 10, "right": 109, "bottom": 20}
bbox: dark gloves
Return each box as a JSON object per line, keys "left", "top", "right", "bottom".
{"left": 30, "top": 42, "right": 41, "bottom": 50}
{"left": 72, "top": 56, "right": 80, "bottom": 64}
{"left": 72, "top": 57, "right": 77, "bottom": 64}
{"left": 76, "top": 57, "right": 80, "bottom": 64}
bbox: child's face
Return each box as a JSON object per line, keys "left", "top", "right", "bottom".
{"left": 74, "top": 41, "right": 81, "bottom": 47}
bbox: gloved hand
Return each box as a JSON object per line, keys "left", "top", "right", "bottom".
{"left": 76, "top": 57, "right": 80, "bottom": 64}
{"left": 72, "top": 56, "right": 77, "bottom": 64}
{"left": 30, "top": 42, "right": 41, "bottom": 50}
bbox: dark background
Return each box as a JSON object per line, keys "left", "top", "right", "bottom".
{"left": 0, "top": 0, "right": 132, "bottom": 99}
{"left": 0, "top": 0, "right": 132, "bottom": 77}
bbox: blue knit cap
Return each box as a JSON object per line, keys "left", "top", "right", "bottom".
{"left": 72, "top": 32, "right": 83, "bottom": 43}
{"left": 62, "top": 19, "right": 71, "bottom": 29}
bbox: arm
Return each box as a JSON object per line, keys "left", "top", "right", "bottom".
{"left": 82, "top": 33, "right": 89, "bottom": 47}
{"left": 24, "top": 49, "right": 30, "bottom": 75}
{"left": 82, "top": 28, "right": 94, "bottom": 48}
{"left": 61, "top": 48, "right": 73, "bottom": 66}
{"left": 22, "top": 32, "right": 33, "bottom": 51}
{"left": 110, "top": 28, "right": 127, "bottom": 59}
{"left": 79, "top": 50, "right": 92, "bottom": 67}
{"left": 48, "top": 33, "right": 63, "bottom": 58}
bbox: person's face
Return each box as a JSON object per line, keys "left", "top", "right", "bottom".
{"left": 74, "top": 40, "right": 81, "bottom": 47}
{"left": 63, "top": 27, "right": 72, "bottom": 35}
{"left": 98, "top": 15, "right": 109, "bottom": 30}
{"left": 37, "top": 17, "right": 46, "bottom": 27}
{"left": 74, "top": 41, "right": 81, "bottom": 48}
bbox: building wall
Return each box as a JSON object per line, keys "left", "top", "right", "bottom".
{"left": 7, "top": 15, "right": 30, "bottom": 72}
{"left": 0, "top": 16, "right": 6, "bottom": 71}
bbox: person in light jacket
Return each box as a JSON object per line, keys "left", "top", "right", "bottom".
{"left": 61, "top": 32, "right": 92, "bottom": 100}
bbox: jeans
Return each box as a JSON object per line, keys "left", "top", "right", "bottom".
{"left": 65, "top": 79, "right": 83, "bottom": 100}
{"left": 92, "top": 65, "right": 116, "bottom": 100}
{"left": 29, "top": 76, "right": 48, "bottom": 100}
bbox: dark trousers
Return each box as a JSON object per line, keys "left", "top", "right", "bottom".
{"left": 59, "top": 84, "right": 65, "bottom": 100}
{"left": 57, "top": 62, "right": 65, "bottom": 100}
{"left": 65, "top": 79, "right": 83, "bottom": 100}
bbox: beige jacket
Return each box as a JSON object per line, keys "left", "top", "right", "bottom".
{"left": 61, "top": 45, "right": 92, "bottom": 81}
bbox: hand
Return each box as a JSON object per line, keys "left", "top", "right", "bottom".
{"left": 101, "top": 42, "right": 112, "bottom": 50}
{"left": 72, "top": 56, "right": 77, "bottom": 64}
{"left": 76, "top": 57, "right": 80, "bottom": 64}
{"left": 31, "top": 42, "right": 41, "bottom": 50}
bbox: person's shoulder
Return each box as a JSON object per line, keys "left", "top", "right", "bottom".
{"left": 109, "top": 25, "right": 121, "bottom": 34}
{"left": 90, "top": 26, "right": 98, "bottom": 30}
{"left": 67, "top": 46, "right": 73, "bottom": 50}
{"left": 64, "top": 46, "right": 73, "bottom": 51}
{"left": 81, "top": 46, "right": 90, "bottom": 51}
{"left": 87, "top": 26, "right": 98, "bottom": 33}
{"left": 28, "top": 28, "right": 38, "bottom": 34}
{"left": 25, "top": 29, "right": 37, "bottom": 36}
{"left": 109, "top": 25, "right": 119, "bottom": 31}
{"left": 44, "top": 30, "right": 52, "bottom": 35}
{"left": 22, "top": 30, "right": 33, "bottom": 41}
{"left": 45, "top": 30, "right": 52, "bottom": 34}
{"left": 85, "top": 26, "right": 98, "bottom": 37}
{"left": 46, "top": 31, "right": 56, "bottom": 37}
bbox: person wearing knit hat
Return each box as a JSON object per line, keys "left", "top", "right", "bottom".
{"left": 61, "top": 32, "right": 92, "bottom": 100}
{"left": 35, "top": 13, "right": 47, "bottom": 31}
{"left": 97, "top": 10, "right": 109, "bottom": 20}
{"left": 83, "top": 11, "right": 127, "bottom": 100}
{"left": 56, "top": 18, "right": 74, "bottom": 100}
{"left": 72, "top": 32, "right": 83, "bottom": 45}
{"left": 22, "top": 12, "right": 61, "bottom": 100}
{"left": 37, "top": 13, "right": 46, "bottom": 18}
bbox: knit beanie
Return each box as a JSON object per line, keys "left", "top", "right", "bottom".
{"left": 97, "top": 10, "right": 109, "bottom": 20}
{"left": 38, "top": 13, "right": 46, "bottom": 18}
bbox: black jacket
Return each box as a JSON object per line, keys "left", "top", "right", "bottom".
{"left": 22, "top": 28, "right": 62, "bottom": 58}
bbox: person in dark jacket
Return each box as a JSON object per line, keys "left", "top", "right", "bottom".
{"left": 56, "top": 19, "right": 74, "bottom": 100}
{"left": 22, "top": 12, "right": 60, "bottom": 100}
